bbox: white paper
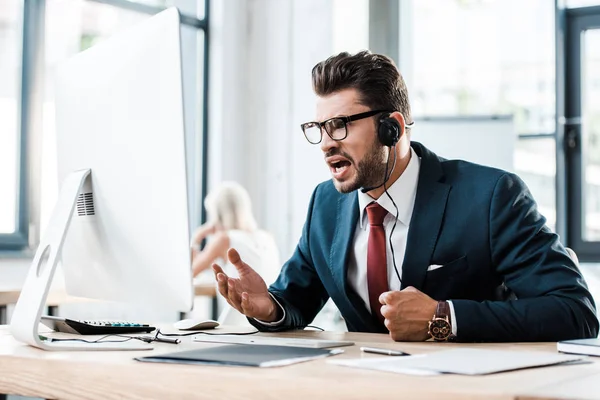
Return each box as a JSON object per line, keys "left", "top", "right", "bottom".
{"left": 328, "top": 348, "right": 585, "bottom": 376}
{"left": 328, "top": 355, "right": 441, "bottom": 376}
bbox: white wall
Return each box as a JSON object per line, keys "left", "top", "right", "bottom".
{"left": 414, "top": 116, "right": 516, "bottom": 172}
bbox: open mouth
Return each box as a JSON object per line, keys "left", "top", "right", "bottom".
{"left": 329, "top": 160, "right": 352, "bottom": 179}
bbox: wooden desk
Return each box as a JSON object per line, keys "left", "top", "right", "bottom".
{"left": 0, "top": 283, "right": 218, "bottom": 324}
{"left": 0, "top": 288, "right": 66, "bottom": 307}
{"left": 194, "top": 283, "right": 216, "bottom": 297}
{"left": 0, "top": 289, "right": 77, "bottom": 325}
{"left": 0, "top": 326, "right": 598, "bottom": 400}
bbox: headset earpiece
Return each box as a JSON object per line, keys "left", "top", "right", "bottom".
{"left": 377, "top": 113, "right": 401, "bottom": 147}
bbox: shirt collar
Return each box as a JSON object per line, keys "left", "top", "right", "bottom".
{"left": 357, "top": 146, "right": 421, "bottom": 229}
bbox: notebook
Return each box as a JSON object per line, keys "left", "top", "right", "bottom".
{"left": 329, "top": 348, "right": 584, "bottom": 375}
{"left": 135, "top": 344, "right": 343, "bottom": 367}
{"left": 558, "top": 338, "right": 600, "bottom": 356}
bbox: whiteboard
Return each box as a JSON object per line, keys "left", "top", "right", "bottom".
{"left": 411, "top": 115, "right": 515, "bottom": 172}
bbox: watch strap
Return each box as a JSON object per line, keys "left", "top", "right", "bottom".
{"left": 435, "top": 301, "right": 451, "bottom": 323}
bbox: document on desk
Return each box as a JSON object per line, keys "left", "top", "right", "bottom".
{"left": 329, "top": 355, "right": 441, "bottom": 376}
{"left": 328, "top": 348, "right": 585, "bottom": 375}
{"left": 135, "top": 344, "right": 343, "bottom": 367}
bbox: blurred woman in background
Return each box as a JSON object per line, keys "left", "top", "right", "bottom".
{"left": 191, "top": 181, "right": 280, "bottom": 325}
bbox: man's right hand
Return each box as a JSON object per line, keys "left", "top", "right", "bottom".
{"left": 212, "top": 248, "right": 280, "bottom": 322}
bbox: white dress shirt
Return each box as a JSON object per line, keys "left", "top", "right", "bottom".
{"left": 350, "top": 147, "right": 420, "bottom": 303}
{"left": 260, "top": 147, "right": 457, "bottom": 336}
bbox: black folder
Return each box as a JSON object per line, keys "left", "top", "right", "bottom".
{"left": 135, "top": 344, "right": 342, "bottom": 367}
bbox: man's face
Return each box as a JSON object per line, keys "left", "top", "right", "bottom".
{"left": 317, "top": 89, "right": 388, "bottom": 193}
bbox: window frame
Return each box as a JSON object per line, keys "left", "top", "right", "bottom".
{"left": 0, "top": 0, "right": 36, "bottom": 251}
{"left": 563, "top": 5, "right": 600, "bottom": 261}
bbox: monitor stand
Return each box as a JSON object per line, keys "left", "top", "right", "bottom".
{"left": 9, "top": 169, "right": 152, "bottom": 351}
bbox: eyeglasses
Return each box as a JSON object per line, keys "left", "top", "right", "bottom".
{"left": 300, "top": 109, "right": 392, "bottom": 145}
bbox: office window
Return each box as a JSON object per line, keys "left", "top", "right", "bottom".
{"left": 332, "top": 0, "right": 369, "bottom": 54}
{"left": 410, "top": 0, "right": 555, "bottom": 135}
{"left": 582, "top": 29, "right": 600, "bottom": 241}
{"left": 407, "top": 0, "right": 556, "bottom": 231}
{"left": 180, "top": 23, "right": 206, "bottom": 227}
{"left": 514, "top": 138, "right": 556, "bottom": 230}
{"left": 0, "top": 0, "right": 21, "bottom": 235}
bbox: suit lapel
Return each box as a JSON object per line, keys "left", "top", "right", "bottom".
{"left": 329, "top": 193, "right": 358, "bottom": 294}
{"left": 401, "top": 142, "right": 451, "bottom": 290}
{"left": 329, "top": 193, "right": 377, "bottom": 330}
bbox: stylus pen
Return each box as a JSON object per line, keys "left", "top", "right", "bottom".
{"left": 154, "top": 337, "right": 181, "bottom": 344}
{"left": 360, "top": 346, "right": 410, "bottom": 356}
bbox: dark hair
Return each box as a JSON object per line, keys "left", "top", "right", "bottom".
{"left": 311, "top": 50, "right": 412, "bottom": 127}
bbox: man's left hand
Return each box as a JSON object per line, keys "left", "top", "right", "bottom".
{"left": 379, "top": 287, "right": 438, "bottom": 341}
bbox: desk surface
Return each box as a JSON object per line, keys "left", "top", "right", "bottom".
{"left": 0, "top": 326, "right": 599, "bottom": 400}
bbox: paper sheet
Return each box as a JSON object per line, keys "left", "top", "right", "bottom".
{"left": 328, "top": 348, "right": 585, "bottom": 376}
{"left": 328, "top": 355, "right": 441, "bottom": 376}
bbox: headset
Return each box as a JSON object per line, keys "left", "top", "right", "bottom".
{"left": 377, "top": 112, "right": 414, "bottom": 147}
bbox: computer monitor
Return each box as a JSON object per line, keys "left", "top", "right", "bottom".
{"left": 10, "top": 7, "right": 193, "bottom": 351}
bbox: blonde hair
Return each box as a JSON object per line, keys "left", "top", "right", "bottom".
{"left": 204, "top": 181, "right": 258, "bottom": 231}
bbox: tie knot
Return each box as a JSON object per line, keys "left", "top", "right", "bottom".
{"left": 366, "top": 202, "right": 387, "bottom": 226}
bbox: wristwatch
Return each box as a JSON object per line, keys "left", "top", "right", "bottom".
{"left": 428, "top": 301, "right": 453, "bottom": 342}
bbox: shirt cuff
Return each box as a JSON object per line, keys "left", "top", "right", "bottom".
{"left": 447, "top": 300, "right": 458, "bottom": 336}
{"left": 253, "top": 292, "right": 286, "bottom": 326}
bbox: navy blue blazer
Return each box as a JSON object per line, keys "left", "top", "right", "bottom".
{"left": 251, "top": 142, "right": 598, "bottom": 341}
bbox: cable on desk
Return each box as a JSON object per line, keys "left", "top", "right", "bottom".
{"left": 39, "top": 332, "right": 181, "bottom": 345}
{"left": 156, "top": 328, "right": 260, "bottom": 338}
{"left": 39, "top": 334, "right": 140, "bottom": 344}
{"left": 39, "top": 328, "right": 259, "bottom": 345}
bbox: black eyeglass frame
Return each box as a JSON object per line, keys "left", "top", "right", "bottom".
{"left": 300, "top": 109, "right": 414, "bottom": 144}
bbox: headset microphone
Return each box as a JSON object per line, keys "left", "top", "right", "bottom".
{"left": 359, "top": 148, "right": 397, "bottom": 193}
{"left": 360, "top": 183, "right": 383, "bottom": 194}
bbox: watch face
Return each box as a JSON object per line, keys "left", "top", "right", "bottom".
{"left": 429, "top": 318, "right": 451, "bottom": 340}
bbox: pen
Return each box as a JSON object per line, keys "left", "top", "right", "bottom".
{"left": 138, "top": 336, "right": 181, "bottom": 344}
{"left": 360, "top": 346, "right": 410, "bottom": 356}
{"left": 153, "top": 337, "right": 181, "bottom": 344}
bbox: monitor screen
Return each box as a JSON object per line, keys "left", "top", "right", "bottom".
{"left": 52, "top": 7, "right": 193, "bottom": 313}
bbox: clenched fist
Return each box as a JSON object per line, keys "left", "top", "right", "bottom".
{"left": 379, "top": 286, "right": 438, "bottom": 341}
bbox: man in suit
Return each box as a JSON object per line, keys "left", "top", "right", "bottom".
{"left": 212, "top": 51, "right": 598, "bottom": 342}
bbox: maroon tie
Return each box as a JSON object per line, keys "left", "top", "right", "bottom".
{"left": 366, "top": 202, "right": 389, "bottom": 325}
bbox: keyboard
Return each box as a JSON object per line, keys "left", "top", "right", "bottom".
{"left": 40, "top": 316, "right": 156, "bottom": 335}
{"left": 193, "top": 334, "right": 354, "bottom": 348}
